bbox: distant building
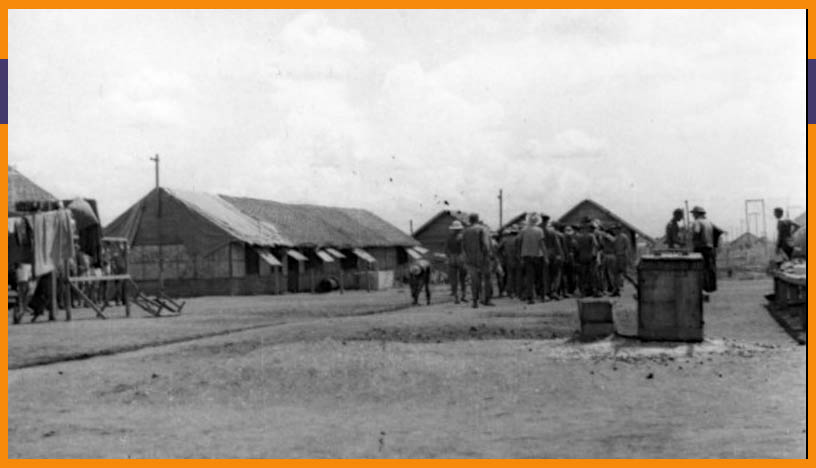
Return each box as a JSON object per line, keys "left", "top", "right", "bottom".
{"left": 8, "top": 165, "right": 57, "bottom": 214}
{"left": 105, "top": 188, "right": 420, "bottom": 297}
{"left": 499, "top": 199, "right": 654, "bottom": 249}
{"left": 412, "top": 209, "right": 473, "bottom": 257}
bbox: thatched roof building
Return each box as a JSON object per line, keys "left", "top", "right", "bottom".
{"left": 8, "top": 165, "right": 56, "bottom": 213}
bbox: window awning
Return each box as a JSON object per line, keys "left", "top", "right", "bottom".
{"left": 255, "top": 248, "right": 282, "bottom": 267}
{"left": 413, "top": 246, "right": 429, "bottom": 255}
{"left": 352, "top": 248, "right": 376, "bottom": 263}
{"left": 325, "top": 247, "right": 346, "bottom": 259}
{"left": 405, "top": 247, "right": 423, "bottom": 260}
{"left": 286, "top": 249, "right": 308, "bottom": 262}
{"left": 316, "top": 250, "right": 335, "bottom": 263}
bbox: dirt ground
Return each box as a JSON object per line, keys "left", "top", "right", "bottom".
{"left": 7, "top": 279, "right": 806, "bottom": 458}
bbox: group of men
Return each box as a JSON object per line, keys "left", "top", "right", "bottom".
{"left": 445, "top": 212, "right": 632, "bottom": 308}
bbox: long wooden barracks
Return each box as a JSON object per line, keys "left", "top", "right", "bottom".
{"left": 104, "top": 188, "right": 422, "bottom": 297}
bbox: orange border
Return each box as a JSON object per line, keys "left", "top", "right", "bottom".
{"left": 1, "top": 7, "right": 811, "bottom": 463}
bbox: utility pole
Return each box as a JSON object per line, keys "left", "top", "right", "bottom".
{"left": 150, "top": 154, "right": 163, "bottom": 292}
{"left": 409, "top": 219, "right": 413, "bottom": 236}
{"left": 498, "top": 189, "right": 503, "bottom": 231}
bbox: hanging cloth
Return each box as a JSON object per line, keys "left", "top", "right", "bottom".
{"left": 30, "top": 210, "right": 75, "bottom": 276}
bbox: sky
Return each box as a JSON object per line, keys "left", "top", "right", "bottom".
{"left": 8, "top": 10, "right": 806, "bottom": 239}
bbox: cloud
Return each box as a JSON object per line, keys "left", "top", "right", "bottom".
{"left": 104, "top": 68, "right": 194, "bottom": 126}
{"left": 524, "top": 129, "right": 606, "bottom": 160}
{"left": 280, "top": 13, "right": 368, "bottom": 53}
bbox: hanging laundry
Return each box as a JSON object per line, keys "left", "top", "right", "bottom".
{"left": 30, "top": 210, "right": 75, "bottom": 276}
{"left": 67, "top": 198, "right": 99, "bottom": 230}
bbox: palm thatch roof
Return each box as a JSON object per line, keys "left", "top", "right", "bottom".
{"left": 223, "top": 195, "right": 418, "bottom": 248}
{"left": 8, "top": 165, "right": 56, "bottom": 212}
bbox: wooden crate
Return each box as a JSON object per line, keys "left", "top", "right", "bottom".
{"left": 577, "top": 298, "right": 614, "bottom": 338}
{"left": 637, "top": 253, "right": 704, "bottom": 342}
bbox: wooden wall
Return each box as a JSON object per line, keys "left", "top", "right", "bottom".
{"left": 413, "top": 213, "right": 457, "bottom": 255}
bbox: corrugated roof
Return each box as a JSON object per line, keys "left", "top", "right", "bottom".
{"left": 223, "top": 195, "right": 418, "bottom": 248}
{"left": 8, "top": 166, "right": 57, "bottom": 212}
{"left": 167, "top": 188, "right": 292, "bottom": 247}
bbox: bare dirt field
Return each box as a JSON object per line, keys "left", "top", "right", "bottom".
{"left": 8, "top": 279, "right": 805, "bottom": 458}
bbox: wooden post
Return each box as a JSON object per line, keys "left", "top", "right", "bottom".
{"left": 124, "top": 280, "right": 130, "bottom": 318}
{"left": 339, "top": 269, "right": 345, "bottom": 294}
{"left": 64, "top": 261, "right": 72, "bottom": 321}
{"left": 48, "top": 272, "right": 57, "bottom": 321}
{"left": 14, "top": 284, "right": 24, "bottom": 325}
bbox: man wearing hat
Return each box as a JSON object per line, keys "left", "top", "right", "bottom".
{"left": 773, "top": 207, "right": 799, "bottom": 260}
{"left": 559, "top": 224, "right": 578, "bottom": 297}
{"left": 518, "top": 212, "right": 546, "bottom": 304}
{"left": 690, "top": 206, "right": 723, "bottom": 296}
{"left": 574, "top": 217, "right": 600, "bottom": 297}
{"left": 541, "top": 215, "right": 563, "bottom": 300}
{"left": 445, "top": 220, "right": 467, "bottom": 304}
{"left": 462, "top": 213, "right": 494, "bottom": 308}
{"left": 498, "top": 225, "right": 521, "bottom": 299}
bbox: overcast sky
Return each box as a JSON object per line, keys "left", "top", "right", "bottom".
{"left": 9, "top": 10, "right": 806, "bottom": 238}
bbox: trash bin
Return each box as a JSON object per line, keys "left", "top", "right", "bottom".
{"left": 637, "top": 252, "right": 704, "bottom": 342}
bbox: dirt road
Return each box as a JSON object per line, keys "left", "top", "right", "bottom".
{"left": 8, "top": 280, "right": 805, "bottom": 458}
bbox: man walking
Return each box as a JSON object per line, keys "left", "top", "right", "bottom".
{"left": 462, "top": 213, "right": 494, "bottom": 308}
{"left": 445, "top": 220, "right": 467, "bottom": 304}
{"left": 518, "top": 213, "right": 546, "bottom": 305}
{"left": 690, "top": 206, "right": 723, "bottom": 299}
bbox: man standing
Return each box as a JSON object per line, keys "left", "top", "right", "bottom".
{"left": 542, "top": 215, "right": 564, "bottom": 301}
{"left": 445, "top": 220, "right": 467, "bottom": 304}
{"left": 462, "top": 213, "right": 494, "bottom": 308}
{"left": 774, "top": 207, "right": 799, "bottom": 260}
{"left": 559, "top": 224, "right": 578, "bottom": 297}
{"left": 518, "top": 213, "right": 546, "bottom": 305}
{"left": 596, "top": 224, "right": 617, "bottom": 296}
{"left": 498, "top": 226, "right": 520, "bottom": 298}
{"left": 690, "top": 206, "right": 722, "bottom": 298}
{"left": 611, "top": 224, "right": 631, "bottom": 297}
{"left": 574, "top": 218, "right": 600, "bottom": 297}
{"left": 488, "top": 231, "right": 503, "bottom": 299}
{"left": 665, "top": 208, "right": 685, "bottom": 249}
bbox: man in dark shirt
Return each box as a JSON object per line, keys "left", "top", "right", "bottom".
{"left": 445, "top": 220, "right": 466, "bottom": 304}
{"left": 539, "top": 215, "right": 563, "bottom": 301}
{"left": 574, "top": 219, "right": 600, "bottom": 297}
{"left": 665, "top": 208, "right": 685, "bottom": 249}
{"left": 559, "top": 224, "right": 577, "bottom": 297}
{"left": 774, "top": 207, "right": 800, "bottom": 259}
{"left": 498, "top": 227, "right": 520, "bottom": 299}
{"left": 462, "top": 213, "right": 494, "bottom": 308}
